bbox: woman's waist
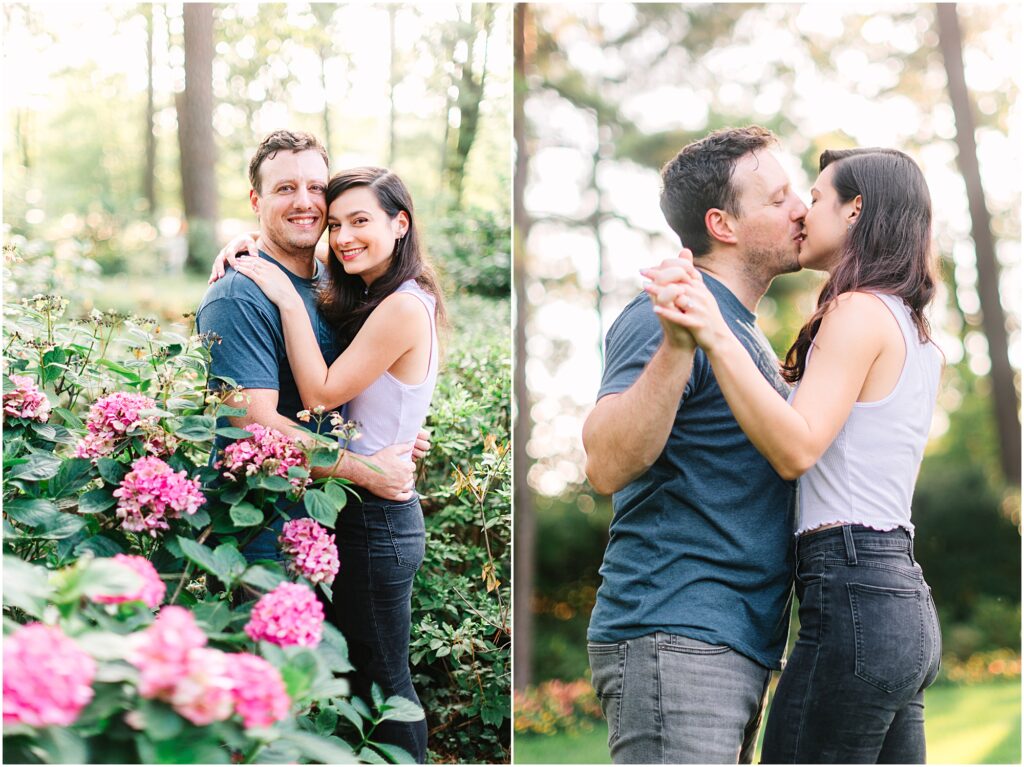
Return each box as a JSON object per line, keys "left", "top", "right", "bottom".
{"left": 796, "top": 523, "right": 914, "bottom": 559}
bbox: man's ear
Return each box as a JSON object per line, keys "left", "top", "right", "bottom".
{"left": 705, "top": 208, "right": 738, "bottom": 246}
{"left": 250, "top": 188, "right": 260, "bottom": 216}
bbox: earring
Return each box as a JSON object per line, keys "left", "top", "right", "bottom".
{"left": 847, "top": 223, "right": 854, "bottom": 232}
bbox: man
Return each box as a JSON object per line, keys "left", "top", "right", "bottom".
{"left": 197, "top": 130, "right": 424, "bottom": 561}
{"left": 582, "top": 126, "right": 808, "bottom": 764}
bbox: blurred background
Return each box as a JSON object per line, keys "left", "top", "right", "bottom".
{"left": 3, "top": 2, "right": 510, "bottom": 315}
{"left": 4, "top": 3, "right": 512, "bottom": 762}
{"left": 512, "top": 3, "right": 1020, "bottom": 764}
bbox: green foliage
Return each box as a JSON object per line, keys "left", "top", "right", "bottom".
{"left": 429, "top": 208, "right": 512, "bottom": 298}
{"left": 413, "top": 295, "right": 511, "bottom": 762}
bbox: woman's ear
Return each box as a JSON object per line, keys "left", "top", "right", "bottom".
{"left": 847, "top": 194, "right": 862, "bottom": 225}
{"left": 394, "top": 211, "right": 410, "bottom": 238}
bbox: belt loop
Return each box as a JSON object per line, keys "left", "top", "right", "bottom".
{"left": 843, "top": 525, "right": 857, "bottom": 565}
{"left": 908, "top": 528, "right": 916, "bottom": 562}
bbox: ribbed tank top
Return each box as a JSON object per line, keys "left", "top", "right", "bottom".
{"left": 345, "top": 280, "right": 438, "bottom": 458}
{"left": 793, "top": 293, "right": 942, "bottom": 536}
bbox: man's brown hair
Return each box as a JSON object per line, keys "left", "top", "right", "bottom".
{"left": 248, "top": 130, "right": 329, "bottom": 193}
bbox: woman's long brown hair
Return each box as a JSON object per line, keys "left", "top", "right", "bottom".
{"left": 317, "top": 167, "right": 447, "bottom": 351}
{"left": 782, "top": 148, "right": 936, "bottom": 383}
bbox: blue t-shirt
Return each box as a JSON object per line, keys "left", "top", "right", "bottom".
{"left": 195, "top": 251, "right": 340, "bottom": 559}
{"left": 587, "top": 273, "right": 796, "bottom": 670}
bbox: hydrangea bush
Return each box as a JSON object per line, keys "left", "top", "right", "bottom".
{"left": 3, "top": 244, "right": 512, "bottom": 763}
{"left": 2, "top": 250, "right": 425, "bottom": 764}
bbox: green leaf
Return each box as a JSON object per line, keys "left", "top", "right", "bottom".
{"left": 214, "top": 402, "right": 248, "bottom": 417}
{"left": 2, "top": 555, "right": 54, "bottom": 617}
{"left": 322, "top": 481, "right": 349, "bottom": 509}
{"left": 177, "top": 537, "right": 225, "bottom": 581}
{"left": 253, "top": 475, "right": 293, "bottom": 493}
{"left": 97, "top": 358, "right": 142, "bottom": 383}
{"left": 76, "top": 557, "right": 144, "bottom": 600}
{"left": 53, "top": 406, "right": 84, "bottom": 430}
{"left": 350, "top": 695, "right": 373, "bottom": 721}
{"left": 368, "top": 742, "right": 417, "bottom": 764}
{"left": 230, "top": 500, "right": 264, "bottom": 527}
{"left": 241, "top": 564, "right": 287, "bottom": 592}
{"left": 314, "top": 706, "right": 339, "bottom": 736}
{"left": 371, "top": 682, "right": 385, "bottom": 710}
{"left": 310, "top": 677, "right": 350, "bottom": 700}
{"left": 320, "top": 623, "right": 354, "bottom": 673}
{"left": 311, "top": 448, "right": 340, "bottom": 468}
{"left": 280, "top": 732, "right": 357, "bottom": 765}
{"left": 215, "top": 426, "right": 256, "bottom": 439}
{"left": 219, "top": 483, "right": 247, "bottom": 506}
{"left": 74, "top": 535, "right": 124, "bottom": 559}
{"left": 304, "top": 489, "right": 339, "bottom": 528}
{"left": 377, "top": 695, "right": 425, "bottom": 723}
{"left": 78, "top": 487, "right": 117, "bottom": 514}
{"left": 174, "top": 415, "right": 216, "bottom": 441}
{"left": 213, "top": 543, "right": 247, "bottom": 584}
{"left": 23, "top": 510, "right": 89, "bottom": 540}
{"left": 186, "top": 507, "right": 211, "bottom": 529}
{"left": 287, "top": 465, "right": 310, "bottom": 479}
{"left": 74, "top": 631, "right": 135, "bottom": 662}
{"left": 334, "top": 699, "right": 365, "bottom": 735}
{"left": 8, "top": 452, "right": 62, "bottom": 480}
{"left": 280, "top": 650, "right": 319, "bottom": 702}
{"left": 3, "top": 498, "right": 59, "bottom": 526}
{"left": 192, "top": 599, "right": 234, "bottom": 633}
{"left": 356, "top": 746, "right": 389, "bottom": 764}
{"left": 49, "top": 457, "right": 96, "bottom": 498}
{"left": 30, "top": 727, "right": 88, "bottom": 764}
{"left": 97, "top": 457, "right": 127, "bottom": 485}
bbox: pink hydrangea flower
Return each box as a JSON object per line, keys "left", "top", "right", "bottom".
{"left": 92, "top": 554, "right": 166, "bottom": 609}
{"left": 280, "top": 518, "right": 340, "bottom": 586}
{"left": 73, "top": 391, "right": 163, "bottom": 459}
{"left": 130, "top": 606, "right": 208, "bottom": 699}
{"left": 168, "top": 647, "right": 235, "bottom": 726}
{"left": 3, "top": 375, "right": 51, "bottom": 423}
{"left": 245, "top": 582, "right": 324, "bottom": 647}
{"left": 228, "top": 653, "right": 292, "bottom": 728}
{"left": 3, "top": 623, "right": 96, "bottom": 727}
{"left": 216, "top": 423, "right": 310, "bottom": 494}
{"left": 112, "top": 456, "right": 205, "bottom": 536}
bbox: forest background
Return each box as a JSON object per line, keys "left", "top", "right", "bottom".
{"left": 512, "top": 3, "right": 1021, "bottom": 764}
{"left": 4, "top": 3, "right": 511, "bottom": 764}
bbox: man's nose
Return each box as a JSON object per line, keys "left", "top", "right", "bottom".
{"left": 792, "top": 199, "right": 808, "bottom": 219}
{"left": 294, "top": 185, "right": 313, "bottom": 209}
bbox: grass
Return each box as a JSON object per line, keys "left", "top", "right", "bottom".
{"left": 514, "top": 679, "right": 1022, "bottom": 764}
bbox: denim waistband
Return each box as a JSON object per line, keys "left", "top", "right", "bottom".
{"left": 796, "top": 524, "right": 913, "bottom": 563}
{"left": 346, "top": 486, "right": 420, "bottom": 508}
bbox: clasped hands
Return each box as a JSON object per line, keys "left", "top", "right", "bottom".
{"left": 642, "top": 249, "right": 727, "bottom": 353}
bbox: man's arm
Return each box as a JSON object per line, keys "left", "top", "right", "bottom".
{"left": 583, "top": 337, "right": 695, "bottom": 495}
{"left": 225, "top": 389, "right": 415, "bottom": 500}
{"left": 583, "top": 265, "right": 700, "bottom": 496}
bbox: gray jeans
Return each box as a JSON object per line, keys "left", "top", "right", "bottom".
{"left": 588, "top": 633, "right": 772, "bottom": 764}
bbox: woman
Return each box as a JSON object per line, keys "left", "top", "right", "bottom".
{"left": 213, "top": 167, "right": 444, "bottom": 763}
{"left": 647, "top": 148, "right": 943, "bottom": 763}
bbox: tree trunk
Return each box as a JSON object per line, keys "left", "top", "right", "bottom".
{"left": 512, "top": 3, "right": 535, "bottom": 692}
{"left": 142, "top": 4, "right": 157, "bottom": 215}
{"left": 388, "top": 5, "right": 398, "bottom": 167}
{"left": 444, "top": 5, "right": 495, "bottom": 209}
{"left": 936, "top": 3, "right": 1021, "bottom": 485}
{"left": 176, "top": 3, "right": 218, "bottom": 270}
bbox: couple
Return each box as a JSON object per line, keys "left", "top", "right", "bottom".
{"left": 197, "top": 130, "right": 443, "bottom": 763}
{"left": 583, "top": 127, "right": 943, "bottom": 764}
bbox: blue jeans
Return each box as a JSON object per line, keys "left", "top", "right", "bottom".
{"left": 588, "top": 633, "right": 772, "bottom": 763}
{"left": 331, "top": 492, "right": 428, "bottom": 763}
{"left": 761, "top": 525, "right": 942, "bottom": 763}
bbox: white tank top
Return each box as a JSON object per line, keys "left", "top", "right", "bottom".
{"left": 344, "top": 280, "right": 438, "bottom": 458}
{"left": 793, "top": 293, "right": 942, "bottom": 536}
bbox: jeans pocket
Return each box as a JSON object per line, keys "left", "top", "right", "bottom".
{"left": 848, "top": 583, "right": 925, "bottom": 692}
{"left": 588, "top": 642, "right": 627, "bottom": 747}
{"left": 383, "top": 498, "right": 425, "bottom": 571}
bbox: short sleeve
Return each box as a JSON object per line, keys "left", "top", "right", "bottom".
{"left": 597, "top": 294, "right": 701, "bottom": 402}
{"left": 197, "top": 297, "right": 282, "bottom": 391}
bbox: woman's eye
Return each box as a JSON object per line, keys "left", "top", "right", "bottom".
{"left": 327, "top": 223, "right": 339, "bottom": 230}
